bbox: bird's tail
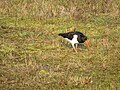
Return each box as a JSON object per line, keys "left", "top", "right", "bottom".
{"left": 58, "top": 33, "right": 66, "bottom": 38}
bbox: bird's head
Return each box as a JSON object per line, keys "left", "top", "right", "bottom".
{"left": 82, "top": 36, "right": 91, "bottom": 48}
{"left": 82, "top": 36, "right": 87, "bottom": 42}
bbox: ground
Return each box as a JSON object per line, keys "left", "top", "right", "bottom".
{"left": 0, "top": 16, "right": 120, "bottom": 90}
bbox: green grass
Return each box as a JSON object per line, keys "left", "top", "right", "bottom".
{"left": 0, "top": 16, "right": 120, "bottom": 90}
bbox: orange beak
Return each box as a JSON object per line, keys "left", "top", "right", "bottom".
{"left": 84, "top": 40, "right": 91, "bottom": 48}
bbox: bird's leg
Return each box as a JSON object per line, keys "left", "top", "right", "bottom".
{"left": 72, "top": 43, "right": 77, "bottom": 53}
{"left": 75, "top": 43, "right": 80, "bottom": 51}
{"left": 76, "top": 44, "right": 78, "bottom": 49}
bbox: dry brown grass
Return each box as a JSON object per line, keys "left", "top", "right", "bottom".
{"left": 0, "top": 16, "right": 120, "bottom": 90}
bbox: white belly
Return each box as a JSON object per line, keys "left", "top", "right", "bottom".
{"left": 65, "top": 35, "right": 79, "bottom": 44}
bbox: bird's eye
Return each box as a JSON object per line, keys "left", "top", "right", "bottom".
{"left": 82, "top": 36, "right": 87, "bottom": 41}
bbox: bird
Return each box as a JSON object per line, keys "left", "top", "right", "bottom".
{"left": 58, "top": 30, "right": 90, "bottom": 52}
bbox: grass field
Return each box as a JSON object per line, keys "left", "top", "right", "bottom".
{"left": 0, "top": 15, "right": 120, "bottom": 90}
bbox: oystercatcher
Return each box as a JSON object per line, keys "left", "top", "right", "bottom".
{"left": 58, "top": 31, "right": 90, "bottom": 52}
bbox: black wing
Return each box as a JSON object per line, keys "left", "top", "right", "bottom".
{"left": 58, "top": 32, "right": 75, "bottom": 40}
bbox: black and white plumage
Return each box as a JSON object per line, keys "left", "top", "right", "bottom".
{"left": 58, "top": 31, "right": 90, "bottom": 52}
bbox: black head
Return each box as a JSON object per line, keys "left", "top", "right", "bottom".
{"left": 76, "top": 31, "right": 88, "bottom": 43}
{"left": 82, "top": 35, "right": 87, "bottom": 42}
